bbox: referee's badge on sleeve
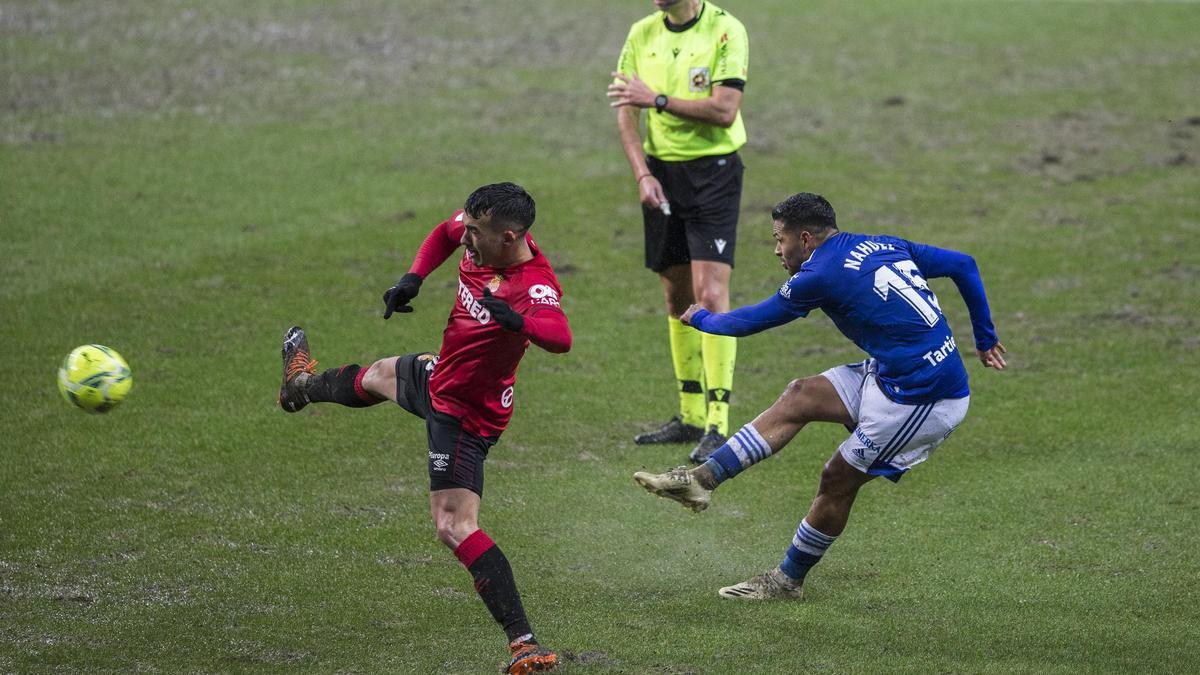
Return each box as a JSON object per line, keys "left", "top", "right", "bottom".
{"left": 690, "top": 67, "right": 711, "bottom": 92}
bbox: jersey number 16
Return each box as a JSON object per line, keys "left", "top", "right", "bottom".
{"left": 873, "top": 260, "right": 942, "bottom": 327}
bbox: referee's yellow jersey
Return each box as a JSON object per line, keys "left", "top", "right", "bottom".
{"left": 617, "top": 2, "right": 748, "bottom": 162}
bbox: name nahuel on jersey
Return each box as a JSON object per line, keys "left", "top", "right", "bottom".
{"left": 842, "top": 240, "right": 897, "bottom": 270}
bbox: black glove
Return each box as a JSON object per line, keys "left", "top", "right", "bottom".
{"left": 382, "top": 273, "right": 423, "bottom": 319}
{"left": 481, "top": 288, "right": 524, "bottom": 332}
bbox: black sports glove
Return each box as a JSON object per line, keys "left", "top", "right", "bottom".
{"left": 481, "top": 288, "right": 524, "bottom": 332}
{"left": 382, "top": 273, "right": 423, "bottom": 319}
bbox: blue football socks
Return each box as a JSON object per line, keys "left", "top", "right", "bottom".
{"left": 780, "top": 519, "right": 837, "bottom": 581}
{"left": 701, "top": 423, "right": 773, "bottom": 485}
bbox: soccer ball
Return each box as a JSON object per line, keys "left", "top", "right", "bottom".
{"left": 57, "top": 344, "right": 133, "bottom": 413}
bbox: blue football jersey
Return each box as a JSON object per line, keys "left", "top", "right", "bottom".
{"left": 692, "top": 232, "right": 998, "bottom": 404}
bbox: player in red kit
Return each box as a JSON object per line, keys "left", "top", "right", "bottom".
{"left": 277, "top": 183, "right": 569, "bottom": 673}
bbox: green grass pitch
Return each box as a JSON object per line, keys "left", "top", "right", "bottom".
{"left": 2, "top": 0, "right": 1198, "bottom": 672}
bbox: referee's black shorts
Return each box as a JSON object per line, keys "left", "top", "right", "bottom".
{"left": 393, "top": 352, "right": 496, "bottom": 497}
{"left": 643, "top": 151, "right": 744, "bottom": 272}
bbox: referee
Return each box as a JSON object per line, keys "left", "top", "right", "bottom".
{"left": 608, "top": 0, "right": 749, "bottom": 462}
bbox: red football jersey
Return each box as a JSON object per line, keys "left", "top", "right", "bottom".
{"left": 427, "top": 211, "right": 567, "bottom": 438}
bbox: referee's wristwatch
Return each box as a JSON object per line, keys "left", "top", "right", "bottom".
{"left": 654, "top": 94, "right": 669, "bottom": 113}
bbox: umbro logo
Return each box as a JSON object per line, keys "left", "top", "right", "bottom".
{"left": 715, "top": 238, "right": 727, "bottom": 254}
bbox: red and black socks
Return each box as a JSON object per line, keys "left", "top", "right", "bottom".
{"left": 454, "top": 529, "right": 535, "bottom": 644}
{"left": 307, "top": 364, "right": 383, "bottom": 407}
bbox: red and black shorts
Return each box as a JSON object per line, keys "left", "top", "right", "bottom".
{"left": 394, "top": 352, "right": 497, "bottom": 497}
{"left": 643, "top": 151, "right": 744, "bottom": 272}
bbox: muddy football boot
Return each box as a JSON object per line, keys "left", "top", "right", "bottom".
{"left": 279, "top": 326, "right": 317, "bottom": 413}
{"left": 718, "top": 568, "right": 805, "bottom": 600}
{"left": 634, "top": 416, "right": 704, "bottom": 445}
{"left": 505, "top": 639, "right": 557, "bottom": 674}
{"left": 687, "top": 427, "right": 727, "bottom": 464}
{"left": 633, "top": 466, "right": 712, "bottom": 513}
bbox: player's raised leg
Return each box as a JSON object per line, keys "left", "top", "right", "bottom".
{"left": 278, "top": 326, "right": 388, "bottom": 411}
{"left": 431, "top": 488, "right": 556, "bottom": 673}
{"left": 635, "top": 374, "right": 851, "bottom": 509}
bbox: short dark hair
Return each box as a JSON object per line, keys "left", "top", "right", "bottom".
{"left": 464, "top": 182, "right": 536, "bottom": 232}
{"left": 771, "top": 192, "right": 837, "bottom": 235}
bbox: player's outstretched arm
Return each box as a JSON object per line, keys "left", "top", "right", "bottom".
{"left": 408, "top": 216, "right": 465, "bottom": 278}
{"left": 382, "top": 215, "right": 466, "bottom": 319}
{"left": 909, "top": 242, "right": 1002, "bottom": 357}
{"left": 681, "top": 294, "right": 804, "bottom": 337}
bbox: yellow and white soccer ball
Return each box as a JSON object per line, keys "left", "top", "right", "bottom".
{"left": 58, "top": 344, "right": 133, "bottom": 413}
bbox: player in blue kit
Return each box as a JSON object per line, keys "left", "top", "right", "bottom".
{"left": 634, "top": 192, "right": 1007, "bottom": 599}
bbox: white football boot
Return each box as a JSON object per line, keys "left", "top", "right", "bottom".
{"left": 718, "top": 568, "right": 805, "bottom": 600}
{"left": 633, "top": 466, "right": 712, "bottom": 513}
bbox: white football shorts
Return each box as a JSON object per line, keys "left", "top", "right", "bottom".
{"left": 821, "top": 359, "right": 969, "bottom": 482}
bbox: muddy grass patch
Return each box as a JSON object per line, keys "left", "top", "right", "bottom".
{"left": 1, "top": 1, "right": 621, "bottom": 124}
{"left": 1013, "top": 109, "right": 1128, "bottom": 180}
{"left": 562, "top": 649, "right": 621, "bottom": 668}
{"left": 1013, "top": 108, "right": 1200, "bottom": 181}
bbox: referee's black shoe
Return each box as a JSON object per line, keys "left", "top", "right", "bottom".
{"left": 688, "top": 427, "right": 727, "bottom": 464}
{"left": 634, "top": 416, "right": 704, "bottom": 445}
